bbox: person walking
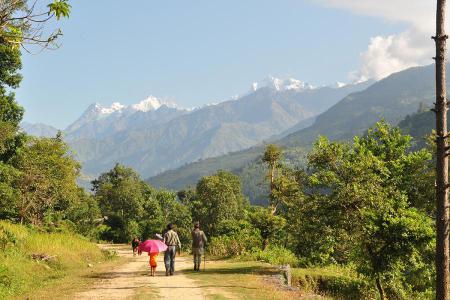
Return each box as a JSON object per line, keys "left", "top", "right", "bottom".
{"left": 131, "top": 237, "right": 140, "bottom": 256}
{"left": 163, "top": 223, "right": 181, "bottom": 276}
{"left": 191, "top": 221, "right": 207, "bottom": 271}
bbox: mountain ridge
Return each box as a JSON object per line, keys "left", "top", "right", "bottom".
{"left": 148, "top": 64, "right": 441, "bottom": 199}
{"left": 64, "top": 79, "right": 370, "bottom": 178}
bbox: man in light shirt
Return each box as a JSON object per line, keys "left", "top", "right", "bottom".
{"left": 163, "top": 223, "right": 181, "bottom": 276}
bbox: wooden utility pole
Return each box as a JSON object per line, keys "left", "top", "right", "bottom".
{"left": 434, "top": 0, "right": 449, "bottom": 299}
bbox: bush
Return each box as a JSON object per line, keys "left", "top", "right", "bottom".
{"left": 245, "top": 245, "right": 299, "bottom": 266}
{"left": 208, "top": 225, "right": 261, "bottom": 257}
{"left": 291, "top": 266, "right": 376, "bottom": 299}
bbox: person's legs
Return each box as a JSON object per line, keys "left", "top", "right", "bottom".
{"left": 196, "top": 254, "right": 202, "bottom": 271}
{"left": 193, "top": 254, "right": 198, "bottom": 270}
{"left": 164, "top": 250, "right": 171, "bottom": 276}
{"left": 169, "top": 246, "right": 176, "bottom": 275}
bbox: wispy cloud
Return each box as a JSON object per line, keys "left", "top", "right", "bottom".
{"left": 315, "top": 0, "right": 442, "bottom": 80}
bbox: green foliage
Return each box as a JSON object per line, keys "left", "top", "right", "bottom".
{"left": 356, "top": 207, "right": 435, "bottom": 298}
{"left": 208, "top": 222, "right": 261, "bottom": 257}
{"left": 248, "top": 206, "right": 286, "bottom": 249}
{"left": 48, "top": 0, "right": 71, "bottom": 20}
{"left": 0, "top": 41, "right": 25, "bottom": 164}
{"left": 149, "top": 189, "right": 192, "bottom": 245}
{"left": 279, "top": 121, "right": 435, "bottom": 297}
{"left": 292, "top": 266, "right": 375, "bottom": 300}
{"left": 262, "top": 144, "right": 282, "bottom": 167}
{"left": 93, "top": 164, "right": 145, "bottom": 242}
{"left": 0, "top": 45, "right": 22, "bottom": 92}
{"left": 12, "top": 136, "right": 81, "bottom": 225}
{"left": 92, "top": 164, "right": 193, "bottom": 244}
{"left": 0, "top": 0, "right": 71, "bottom": 48}
{"left": 66, "top": 190, "right": 103, "bottom": 240}
{"left": 194, "top": 170, "right": 248, "bottom": 236}
{"left": 246, "top": 245, "right": 299, "bottom": 266}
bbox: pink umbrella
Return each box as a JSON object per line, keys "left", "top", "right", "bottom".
{"left": 138, "top": 239, "right": 168, "bottom": 254}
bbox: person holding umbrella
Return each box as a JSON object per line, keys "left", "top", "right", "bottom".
{"left": 163, "top": 223, "right": 181, "bottom": 276}
{"left": 192, "top": 221, "right": 207, "bottom": 271}
{"left": 138, "top": 238, "right": 168, "bottom": 276}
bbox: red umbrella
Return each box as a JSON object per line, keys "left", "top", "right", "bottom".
{"left": 138, "top": 239, "right": 168, "bottom": 254}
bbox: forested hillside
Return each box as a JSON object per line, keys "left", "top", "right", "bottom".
{"left": 282, "top": 64, "right": 437, "bottom": 147}
{"left": 149, "top": 64, "right": 442, "bottom": 203}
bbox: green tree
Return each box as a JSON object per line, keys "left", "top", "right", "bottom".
{"left": 155, "top": 190, "right": 192, "bottom": 245}
{"left": 194, "top": 170, "right": 247, "bottom": 236}
{"left": 262, "top": 144, "right": 282, "bottom": 214}
{"left": 249, "top": 206, "right": 285, "bottom": 250}
{"left": 357, "top": 207, "right": 434, "bottom": 300}
{"left": 287, "top": 121, "right": 435, "bottom": 296}
{"left": 66, "top": 189, "right": 103, "bottom": 239}
{"left": 92, "top": 164, "right": 145, "bottom": 242}
{"left": 13, "top": 136, "right": 80, "bottom": 225}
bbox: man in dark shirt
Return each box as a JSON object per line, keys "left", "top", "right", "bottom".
{"left": 191, "top": 221, "right": 207, "bottom": 271}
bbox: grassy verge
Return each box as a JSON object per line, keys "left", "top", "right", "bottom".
{"left": 291, "top": 266, "right": 375, "bottom": 300}
{"left": 184, "top": 260, "right": 320, "bottom": 300}
{"left": 0, "top": 221, "right": 119, "bottom": 299}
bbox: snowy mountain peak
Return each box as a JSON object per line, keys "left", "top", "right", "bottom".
{"left": 131, "top": 96, "right": 166, "bottom": 112}
{"left": 86, "top": 96, "right": 182, "bottom": 117}
{"left": 331, "top": 81, "right": 347, "bottom": 88}
{"left": 252, "top": 76, "right": 315, "bottom": 92}
{"left": 98, "top": 102, "right": 125, "bottom": 115}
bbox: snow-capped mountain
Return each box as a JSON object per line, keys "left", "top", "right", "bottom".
{"left": 65, "top": 96, "right": 187, "bottom": 141}
{"left": 251, "top": 77, "right": 315, "bottom": 92}
{"left": 64, "top": 78, "right": 372, "bottom": 179}
{"left": 129, "top": 96, "right": 179, "bottom": 112}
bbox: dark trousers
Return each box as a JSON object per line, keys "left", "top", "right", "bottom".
{"left": 194, "top": 254, "right": 202, "bottom": 270}
{"left": 164, "top": 246, "right": 177, "bottom": 274}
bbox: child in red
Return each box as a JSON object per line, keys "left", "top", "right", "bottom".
{"left": 149, "top": 252, "right": 158, "bottom": 276}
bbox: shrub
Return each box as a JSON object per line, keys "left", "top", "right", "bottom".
{"left": 291, "top": 266, "right": 375, "bottom": 299}
{"left": 245, "top": 245, "right": 299, "bottom": 266}
{"left": 208, "top": 226, "right": 261, "bottom": 257}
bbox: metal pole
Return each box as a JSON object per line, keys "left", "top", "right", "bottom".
{"left": 203, "top": 246, "right": 206, "bottom": 271}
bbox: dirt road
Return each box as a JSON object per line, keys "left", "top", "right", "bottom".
{"left": 75, "top": 244, "right": 211, "bottom": 300}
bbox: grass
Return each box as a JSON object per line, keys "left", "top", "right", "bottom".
{"left": 184, "top": 260, "right": 322, "bottom": 300}
{"left": 291, "top": 266, "right": 375, "bottom": 300}
{"left": 190, "top": 255, "right": 377, "bottom": 299}
{"left": 0, "top": 221, "right": 118, "bottom": 299}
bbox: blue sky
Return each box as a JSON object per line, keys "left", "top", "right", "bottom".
{"left": 17, "top": 0, "right": 411, "bottom": 128}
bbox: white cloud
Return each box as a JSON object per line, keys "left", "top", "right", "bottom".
{"left": 353, "top": 30, "right": 432, "bottom": 81}
{"left": 315, "top": 0, "right": 444, "bottom": 80}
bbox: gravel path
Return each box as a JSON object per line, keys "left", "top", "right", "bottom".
{"left": 75, "top": 244, "right": 210, "bottom": 300}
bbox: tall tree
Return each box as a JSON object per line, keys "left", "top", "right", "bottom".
{"left": 434, "top": 0, "right": 449, "bottom": 298}
{"left": 194, "top": 170, "right": 247, "bottom": 236}
{"left": 13, "top": 136, "right": 80, "bottom": 224}
{"left": 92, "top": 164, "right": 145, "bottom": 242}
{"left": 288, "top": 122, "right": 435, "bottom": 297}
{"left": 262, "top": 144, "right": 282, "bottom": 214}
